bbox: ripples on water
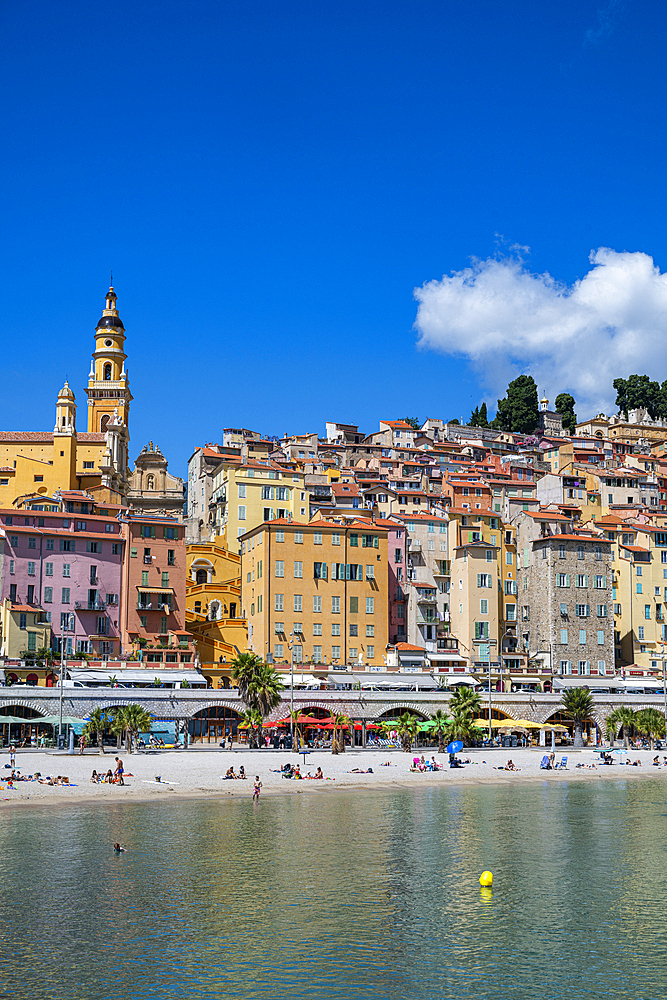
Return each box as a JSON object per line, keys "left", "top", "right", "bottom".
{"left": 1, "top": 780, "right": 667, "bottom": 999}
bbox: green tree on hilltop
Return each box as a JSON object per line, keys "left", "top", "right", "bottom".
{"left": 469, "top": 402, "right": 489, "bottom": 427}
{"left": 555, "top": 393, "right": 577, "bottom": 433}
{"left": 613, "top": 375, "right": 667, "bottom": 420}
{"left": 399, "top": 417, "right": 420, "bottom": 430}
{"left": 491, "top": 375, "right": 539, "bottom": 433}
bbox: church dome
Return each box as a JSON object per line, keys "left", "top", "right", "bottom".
{"left": 96, "top": 314, "right": 125, "bottom": 331}
{"left": 58, "top": 380, "right": 75, "bottom": 400}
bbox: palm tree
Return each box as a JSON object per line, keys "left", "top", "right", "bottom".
{"left": 331, "top": 712, "right": 349, "bottom": 755}
{"left": 230, "top": 652, "right": 265, "bottom": 702}
{"left": 119, "top": 704, "right": 153, "bottom": 753}
{"left": 396, "top": 711, "right": 419, "bottom": 752}
{"left": 449, "top": 685, "right": 482, "bottom": 718}
{"left": 609, "top": 706, "right": 636, "bottom": 749}
{"left": 634, "top": 707, "right": 666, "bottom": 750}
{"left": 246, "top": 662, "right": 284, "bottom": 717}
{"left": 242, "top": 708, "right": 264, "bottom": 749}
{"left": 604, "top": 712, "right": 619, "bottom": 747}
{"left": 110, "top": 709, "right": 126, "bottom": 750}
{"left": 431, "top": 709, "right": 450, "bottom": 753}
{"left": 561, "top": 688, "right": 594, "bottom": 748}
{"left": 83, "top": 707, "right": 110, "bottom": 755}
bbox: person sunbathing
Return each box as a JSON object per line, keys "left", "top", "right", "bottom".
{"left": 223, "top": 768, "right": 234, "bottom": 779}
{"left": 348, "top": 767, "right": 373, "bottom": 774}
{"left": 505, "top": 760, "right": 520, "bottom": 771}
{"left": 238, "top": 766, "right": 246, "bottom": 779}
{"left": 90, "top": 770, "right": 99, "bottom": 783}
{"left": 314, "top": 767, "right": 323, "bottom": 779}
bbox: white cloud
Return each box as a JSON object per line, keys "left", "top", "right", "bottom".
{"left": 413, "top": 248, "right": 667, "bottom": 417}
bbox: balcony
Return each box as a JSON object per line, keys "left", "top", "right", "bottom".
{"left": 75, "top": 601, "right": 106, "bottom": 611}
{"left": 417, "top": 614, "right": 438, "bottom": 625}
{"left": 144, "top": 556, "right": 152, "bottom": 565}
{"left": 408, "top": 540, "right": 421, "bottom": 553}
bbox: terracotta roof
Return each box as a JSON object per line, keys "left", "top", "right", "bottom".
{"left": 536, "top": 534, "right": 602, "bottom": 542}
{"left": 332, "top": 483, "right": 360, "bottom": 496}
{"left": 0, "top": 431, "right": 53, "bottom": 441}
{"left": 10, "top": 605, "right": 43, "bottom": 612}
{"left": 381, "top": 421, "right": 414, "bottom": 429}
{"left": 76, "top": 433, "right": 105, "bottom": 442}
{"left": 523, "top": 511, "right": 570, "bottom": 521}
{"left": 621, "top": 544, "right": 650, "bottom": 553}
{"left": 394, "top": 512, "right": 449, "bottom": 523}
{"left": 0, "top": 467, "right": 15, "bottom": 473}
{"left": 394, "top": 642, "right": 427, "bottom": 652}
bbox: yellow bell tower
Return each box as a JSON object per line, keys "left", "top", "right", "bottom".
{"left": 86, "top": 285, "right": 133, "bottom": 435}
{"left": 86, "top": 285, "right": 132, "bottom": 481}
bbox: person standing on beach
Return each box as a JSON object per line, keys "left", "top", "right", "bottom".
{"left": 79, "top": 734, "right": 87, "bottom": 755}
{"left": 114, "top": 757, "right": 124, "bottom": 785}
{"left": 9, "top": 745, "right": 15, "bottom": 768}
{"left": 253, "top": 776, "right": 262, "bottom": 801}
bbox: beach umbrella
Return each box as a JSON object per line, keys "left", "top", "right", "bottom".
{"left": 446, "top": 740, "right": 463, "bottom": 754}
{"left": 541, "top": 723, "right": 569, "bottom": 732}
{"left": 612, "top": 748, "right": 629, "bottom": 756}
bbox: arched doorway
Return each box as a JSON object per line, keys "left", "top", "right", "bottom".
{"left": 190, "top": 706, "right": 241, "bottom": 744}
{"left": 375, "top": 707, "right": 429, "bottom": 722}
{"left": 103, "top": 363, "right": 112, "bottom": 381}
{"left": 300, "top": 706, "right": 331, "bottom": 719}
{"left": 196, "top": 569, "right": 207, "bottom": 585}
{"left": 0, "top": 706, "right": 46, "bottom": 746}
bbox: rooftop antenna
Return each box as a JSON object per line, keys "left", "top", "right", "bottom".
{"left": 110, "top": 269, "right": 113, "bottom": 286}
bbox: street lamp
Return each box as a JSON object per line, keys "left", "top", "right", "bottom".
{"left": 58, "top": 630, "right": 67, "bottom": 744}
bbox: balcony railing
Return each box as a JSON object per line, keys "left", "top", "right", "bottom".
{"left": 75, "top": 601, "right": 106, "bottom": 611}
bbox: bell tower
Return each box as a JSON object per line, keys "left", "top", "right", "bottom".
{"left": 85, "top": 285, "right": 132, "bottom": 479}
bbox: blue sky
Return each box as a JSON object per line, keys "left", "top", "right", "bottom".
{"left": 1, "top": 0, "right": 667, "bottom": 475}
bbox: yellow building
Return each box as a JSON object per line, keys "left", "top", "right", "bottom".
{"left": 598, "top": 514, "right": 667, "bottom": 674}
{"left": 240, "top": 518, "right": 389, "bottom": 671}
{"left": 211, "top": 461, "right": 307, "bottom": 548}
{"left": 185, "top": 539, "right": 249, "bottom": 685}
{"left": 0, "top": 600, "right": 52, "bottom": 666}
{"left": 447, "top": 508, "right": 502, "bottom": 672}
{"left": 0, "top": 286, "right": 131, "bottom": 508}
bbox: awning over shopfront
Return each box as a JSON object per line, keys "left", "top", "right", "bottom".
{"left": 552, "top": 676, "right": 621, "bottom": 690}
{"left": 136, "top": 586, "right": 175, "bottom": 594}
{"left": 69, "top": 668, "right": 206, "bottom": 687}
{"left": 327, "top": 672, "right": 440, "bottom": 690}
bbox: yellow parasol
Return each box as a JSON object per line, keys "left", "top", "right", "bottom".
{"left": 541, "top": 723, "right": 569, "bottom": 731}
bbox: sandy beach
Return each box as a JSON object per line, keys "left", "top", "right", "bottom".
{"left": 2, "top": 744, "right": 666, "bottom": 807}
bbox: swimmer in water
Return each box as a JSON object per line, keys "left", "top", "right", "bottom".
{"left": 113, "top": 843, "right": 126, "bottom": 853}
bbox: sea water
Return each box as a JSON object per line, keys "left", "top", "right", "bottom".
{"left": 1, "top": 779, "right": 667, "bottom": 999}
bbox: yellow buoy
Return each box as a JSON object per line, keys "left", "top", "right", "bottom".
{"left": 479, "top": 871, "right": 493, "bottom": 887}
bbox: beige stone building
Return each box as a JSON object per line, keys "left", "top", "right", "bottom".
{"left": 240, "top": 518, "right": 389, "bottom": 672}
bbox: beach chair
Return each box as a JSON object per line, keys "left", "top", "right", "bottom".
{"left": 539, "top": 755, "right": 550, "bottom": 769}
{"left": 554, "top": 756, "right": 568, "bottom": 770}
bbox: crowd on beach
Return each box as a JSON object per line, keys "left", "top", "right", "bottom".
{"left": 91, "top": 758, "right": 127, "bottom": 785}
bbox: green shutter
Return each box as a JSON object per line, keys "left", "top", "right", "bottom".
{"left": 566, "top": 574, "right": 571, "bottom": 587}
{"left": 151, "top": 526, "right": 156, "bottom": 538}
{"left": 584, "top": 575, "right": 588, "bottom": 587}
{"left": 602, "top": 576, "right": 607, "bottom": 588}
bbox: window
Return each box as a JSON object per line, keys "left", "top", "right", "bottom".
{"left": 349, "top": 623, "right": 358, "bottom": 636}
{"left": 480, "top": 599, "right": 488, "bottom": 614}
{"left": 366, "top": 624, "right": 374, "bottom": 637}
{"left": 557, "top": 574, "right": 570, "bottom": 588}
{"left": 506, "top": 551, "right": 513, "bottom": 565}
{"left": 645, "top": 605, "right": 651, "bottom": 620}
{"left": 365, "top": 565, "right": 375, "bottom": 580}
{"left": 579, "top": 630, "right": 586, "bottom": 644}
{"left": 62, "top": 564, "right": 70, "bottom": 577}
{"left": 575, "top": 605, "right": 590, "bottom": 617}
{"left": 275, "top": 530, "right": 285, "bottom": 543}
{"left": 311, "top": 595, "right": 322, "bottom": 614}
{"left": 275, "top": 560, "right": 284, "bottom": 578}
{"left": 636, "top": 566, "right": 643, "bottom": 576}
{"left": 332, "top": 533, "right": 340, "bottom": 546}
{"left": 597, "top": 630, "right": 605, "bottom": 645}
{"left": 476, "top": 574, "right": 492, "bottom": 588}
{"left": 27, "top": 561, "right": 35, "bottom": 576}
{"left": 350, "top": 596, "right": 359, "bottom": 613}
{"left": 559, "top": 545, "right": 566, "bottom": 559}
{"left": 395, "top": 548, "right": 402, "bottom": 563}
{"left": 295, "top": 531, "right": 303, "bottom": 544}
{"left": 474, "top": 621, "right": 489, "bottom": 640}
{"left": 594, "top": 575, "right": 606, "bottom": 589}
{"left": 238, "top": 505, "right": 246, "bottom": 521}
{"left": 263, "top": 508, "right": 273, "bottom": 522}
{"left": 9, "top": 584, "right": 16, "bottom": 602}
{"left": 314, "top": 562, "right": 328, "bottom": 580}
{"left": 314, "top": 532, "right": 323, "bottom": 545}
{"left": 349, "top": 648, "right": 358, "bottom": 659}
{"left": 44, "top": 587, "right": 52, "bottom": 603}
{"left": 576, "top": 575, "right": 587, "bottom": 588}
{"left": 505, "top": 605, "right": 516, "bottom": 621}
{"left": 28, "top": 536, "right": 36, "bottom": 549}
{"left": 597, "top": 605, "right": 607, "bottom": 618}
{"left": 46, "top": 538, "right": 54, "bottom": 550}
{"left": 577, "top": 546, "right": 585, "bottom": 560}
{"left": 59, "top": 539, "right": 74, "bottom": 552}
{"left": 294, "top": 595, "right": 302, "bottom": 612}
{"left": 294, "top": 561, "right": 303, "bottom": 578}
{"left": 560, "top": 629, "right": 568, "bottom": 644}
{"left": 238, "top": 484, "right": 246, "bottom": 498}
{"left": 274, "top": 622, "right": 285, "bottom": 634}
{"left": 486, "top": 550, "right": 493, "bottom": 563}
{"left": 275, "top": 594, "right": 283, "bottom": 612}
{"left": 578, "top": 661, "right": 590, "bottom": 676}
{"left": 106, "top": 593, "right": 118, "bottom": 605}
{"left": 142, "top": 571, "right": 149, "bottom": 586}
{"left": 274, "top": 644, "right": 284, "bottom": 658}
{"left": 130, "top": 547, "right": 137, "bottom": 558}
{"left": 332, "top": 645, "right": 341, "bottom": 659}
{"left": 62, "top": 588, "right": 70, "bottom": 603}
{"left": 637, "top": 583, "right": 643, "bottom": 594}
{"left": 366, "top": 597, "right": 374, "bottom": 614}
{"left": 367, "top": 645, "right": 375, "bottom": 659}
{"left": 332, "top": 596, "right": 341, "bottom": 613}
{"left": 331, "top": 623, "right": 341, "bottom": 636}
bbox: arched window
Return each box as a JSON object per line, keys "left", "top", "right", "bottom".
{"left": 100, "top": 415, "right": 110, "bottom": 433}
{"left": 104, "top": 363, "right": 112, "bottom": 381}
{"left": 196, "top": 569, "right": 207, "bottom": 585}
{"left": 146, "top": 474, "right": 155, "bottom": 490}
